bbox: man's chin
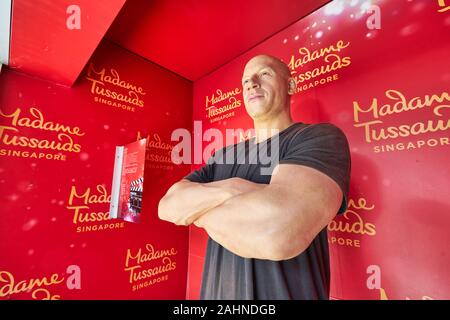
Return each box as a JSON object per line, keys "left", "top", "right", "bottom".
{"left": 248, "top": 109, "right": 271, "bottom": 120}
{"left": 246, "top": 102, "right": 268, "bottom": 116}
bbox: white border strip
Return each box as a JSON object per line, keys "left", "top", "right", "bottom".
{"left": 0, "top": 0, "right": 12, "bottom": 65}
{"left": 109, "top": 146, "right": 124, "bottom": 219}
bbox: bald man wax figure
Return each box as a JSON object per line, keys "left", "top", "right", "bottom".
{"left": 158, "top": 55, "right": 351, "bottom": 300}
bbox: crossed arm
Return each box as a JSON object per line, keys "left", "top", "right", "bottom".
{"left": 158, "top": 164, "right": 343, "bottom": 261}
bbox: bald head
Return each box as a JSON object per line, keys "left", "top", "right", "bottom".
{"left": 244, "top": 55, "right": 292, "bottom": 80}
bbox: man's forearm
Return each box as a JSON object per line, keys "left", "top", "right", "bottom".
{"left": 193, "top": 185, "right": 287, "bottom": 259}
{"left": 158, "top": 179, "right": 232, "bottom": 226}
{"left": 159, "top": 177, "right": 264, "bottom": 225}
{"left": 193, "top": 183, "right": 318, "bottom": 261}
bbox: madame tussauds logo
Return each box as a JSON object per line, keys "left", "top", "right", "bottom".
{"left": 0, "top": 265, "right": 81, "bottom": 300}
{"left": 327, "top": 197, "right": 376, "bottom": 248}
{"left": 353, "top": 89, "right": 450, "bottom": 153}
{"left": 124, "top": 243, "right": 177, "bottom": 292}
{"left": 66, "top": 184, "right": 125, "bottom": 233}
{"left": 85, "top": 63, "right": 146, "bottom": 113}
{"left": 137, "top": 131, "right": 176, "bottom": 170}
{"left": 204, "top": 87, "right": 242, "bottom": 123}
{"left": 0, "top": 107, "right": 84, "bottom": 161}
{"left": 288, "top": 39, "right": 352, "bottom": 93}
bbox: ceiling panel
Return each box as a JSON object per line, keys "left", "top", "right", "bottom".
{"left": 9, "top": 0, "right": 126, "bottom": 86}
{"left": 107, "top": 0, "right": 330, "bottom": 81}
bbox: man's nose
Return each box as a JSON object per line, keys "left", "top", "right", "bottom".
{"left": 247, "top": 78, "right": 260, "bottom": 90}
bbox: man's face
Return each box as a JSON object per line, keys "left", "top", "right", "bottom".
{"left": 241, "top": 56, "right": 291, "bottom": 120}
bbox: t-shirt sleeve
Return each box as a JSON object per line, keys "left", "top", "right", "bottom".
{"left": 184, "top": 155, "right": 216, "bottom": 183}
{"left": 279, "top": 123, "right": 351, "bottom": 214}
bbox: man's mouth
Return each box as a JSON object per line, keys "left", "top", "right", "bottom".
{"left": 248, "top": 94, "right": 264, "bottom": 102}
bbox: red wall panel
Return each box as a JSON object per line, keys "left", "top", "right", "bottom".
{"left": 0, "top": 40, "right": 193, "bottom": 299}
{"left": 189, "top": 0, "right": 450, "bottom": 300}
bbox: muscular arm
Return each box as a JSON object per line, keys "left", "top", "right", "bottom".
{"left": 194, "top": 164, "right": 343, "bottom": 261}
{"left": 158, "top": 178, "right": 263, "bottom": 226}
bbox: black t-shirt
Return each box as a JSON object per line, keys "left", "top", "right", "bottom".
{"left": 185, "top": 122, "right": 351, "bottom": 300}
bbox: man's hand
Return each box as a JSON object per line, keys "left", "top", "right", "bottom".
{"left": 158, "top": 178, "right": 264, "bottom": 226}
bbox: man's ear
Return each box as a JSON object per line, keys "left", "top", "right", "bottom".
{"left": 288, "top": 78, "right": 296, "bottom": 95}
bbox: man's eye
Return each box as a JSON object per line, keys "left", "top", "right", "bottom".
{"left": 261, "top": 72, "right": 270, "bottom": 77}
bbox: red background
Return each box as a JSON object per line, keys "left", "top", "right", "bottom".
{"left": 1, "top": 40, "right": 193, "bottom": 299}
{"left": 188, "top": 0, "right": 450, "bottom": 300}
